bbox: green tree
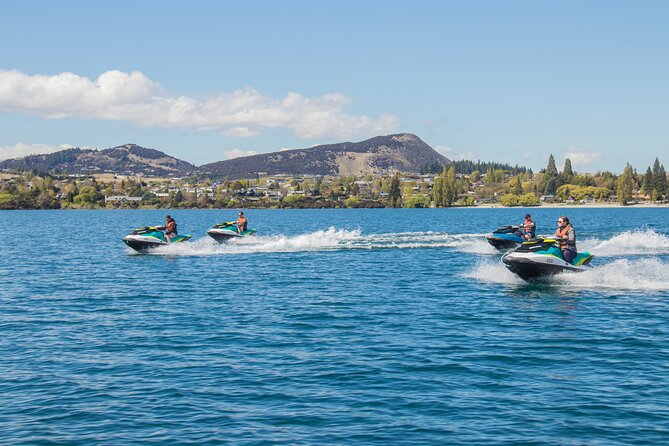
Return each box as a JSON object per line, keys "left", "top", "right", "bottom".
{"left": 344, "top": 196, "right": 362, "bottom": 208}
{"left": 500, "top": 194, "right": 519, "bottom": 206}
{"left": 518, "top": 193, "right": 540, "bottom": 206}
{"left": 432, "top": 176, "right": 443, "bottom": 207}
{"left": 562, "top": 158, "right": 574, "bottom": 184}
{"left": 541, "top": 154, "right": 559, "bottom": 195}
{"left": 73, "top": 186, "right": 98, "bottom": 205}
{"left": 443, "top": 165, "right": 458, "bottom": 206}
{"left": 511, "top": 176, "right": 523, "bottom": 195}
{"left": 616, "top": 163, "right": 635, "bottom": 205}
{"left": 0, "top": 193, "right": 16, "bottom": 209}
{"left": 652, "top": 158, "right": 667, "bottom": 196}
{"left": 641, "top": 167, "right": 654, "bottom": 195}
{"left": 388, "top": 173, "right": 401, "bottom": 207}
{"left": 403, "top": 194, "right": 430, "bottom": 208}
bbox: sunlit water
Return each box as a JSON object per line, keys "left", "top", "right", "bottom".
{"left": 1, "top": 208, "right": 668, "bottom": 445}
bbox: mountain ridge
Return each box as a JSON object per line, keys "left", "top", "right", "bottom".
{"left": 199, "top": 133, "right": 450, "bottom": 179}
{"left": 0, "top": 144, "right": 195, "bottom": 177}
{"left": 0, "top": 134, "right": 450, "bottom": 178}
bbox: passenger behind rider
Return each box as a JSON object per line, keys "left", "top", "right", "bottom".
{"left": 555, "top": 216, "right": 577, "bottom": 264}
{"left": 159, "top": 214, "right": 178, "bottom": 243}
{"left": 236, "top": 211, "right": 248, "bottom": 234}
{"left": 520, "top": 213, "right": 536, "bottom": 240}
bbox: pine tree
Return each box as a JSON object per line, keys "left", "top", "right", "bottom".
{"left": 541, "top": 154, "right": 558, "bottom": 195}
{"left": 616, "top": 163, "right": 635, "bottom": 205}
{"left": 641, "top": 167, "right": 654, "bottom": 195}
{"left": 546, "top": 154, "right": 558, "bottom": 177}
{"left": 655, "top": 163, "right": 667, "bottom": 196}
{"left": 562, "top": 158, "right": 574, "bottom": 184}
{"left": 388, "top": 173, "right": 401, "bottom": 208}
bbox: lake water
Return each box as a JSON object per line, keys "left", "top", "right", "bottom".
{"left": 1, "top": 208, "right": 668, "bottom": 445}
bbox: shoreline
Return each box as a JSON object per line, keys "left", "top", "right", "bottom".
{"left": 473, "top": 203, "right": 669, "bottom": 209}
{"left": 2, "top": 203, "right": 668, "bottom": 211}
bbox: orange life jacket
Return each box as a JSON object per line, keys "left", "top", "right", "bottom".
{"left": 523, "top": 219, "right": 535, "bottom": 232}
{"left": 237, "top": 216, "right": 247, "bottom": 231}
{"left": 556, "top": 224, "right": 573, "bottom": 249}
{"left": 165, "top": 219, "right": 177, "bottom": 234}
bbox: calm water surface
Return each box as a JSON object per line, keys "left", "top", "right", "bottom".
{"left": 1, "top": 208, "right": 668, "bottom": 445}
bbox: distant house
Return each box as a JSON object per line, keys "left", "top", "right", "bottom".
{"left": 540, "top": 194, "right": 555, "bottom": 202}
{"left": 105, "top": 195, "right": 142, "bottom": 203}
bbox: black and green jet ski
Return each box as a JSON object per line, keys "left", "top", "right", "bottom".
{"left": 502, "top": 236, "right": 594, "bottom": 281}
{"left": 123, "top": 226, "right": 191, "bottom": 252}
{"left": 207, "top": 222, "right": 256, "bottom": 242}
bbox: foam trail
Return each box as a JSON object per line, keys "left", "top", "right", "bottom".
{"left": 132, "top": 228, "right": 498, "bottom": 256}
{"left": 582, "top": 229, "right": 669, "bottom": 256}
{"left": 554, "top": 258, "right": 669, "bottom": 292}
{"left": 462, "top": 260, "right": 525, "bottom": 285}
{"left": 449, "top": 238, "right": 500, "bottom": 255}
{"left": 145, "top": 227, "right": 361, "bottom": 256}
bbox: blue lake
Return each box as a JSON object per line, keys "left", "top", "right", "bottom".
{"left": 1, "top": 208, "right": 668, "bottom": 445}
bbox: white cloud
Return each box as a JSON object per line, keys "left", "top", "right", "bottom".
{"left": 435, "top": 145, "right": 476, "bottom": 161}
{"left": 0, "top": 69, "right": 399, "bottom": 140}
{"left": 0, "top": 143, "right": 76, "bottom": 160}
{"left": 224, "top": 127, "right": 258, "bottom": 137}
{"left": 564, "top": 147, "right": 602, "bottom": 170}
{"left": 224, "top": 149, "right": 258, "bottom": 160}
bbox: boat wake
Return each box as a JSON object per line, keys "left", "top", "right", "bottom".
{"left": 128, "top": 227, "right": 668, "bottom": 260}
{"left": 464, "top": 257, "right": 669, "bottom": 292}
{"left": 581, "top": 229, "right": 669, "bottom": 256}
{"left": 128, "top": 227, "right": 497, "bottom": 256}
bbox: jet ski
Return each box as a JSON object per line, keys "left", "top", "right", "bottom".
{"left": 502, "top": 237, "right": 594, "bottom": 281}
{"left": 486, "top": 225, "right": 526, "bottom": 251}
{"left": 123, "top": 226, "right": 191, "bottom": 252}
{"left": 207, "top": 222, "right": 256, "bottom": 242}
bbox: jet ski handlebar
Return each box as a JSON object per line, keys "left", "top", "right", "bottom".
{"left": 131, "top": 225, "right": 163, "bottom": 235}
{"left": 214, "top": 221, "right": 236, "bottom": 228}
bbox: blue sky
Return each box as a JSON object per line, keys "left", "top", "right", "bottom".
{"left": 1, "top": 0, "right": 667, "bottom": 172}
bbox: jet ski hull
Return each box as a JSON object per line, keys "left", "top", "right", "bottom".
{"left": 207, "top": 226, "right": 256, "bottom": 242}
{"left": 123, "top": 231, "right": 191, "bottom": 252}
{"left": 486, "top": 234, "right": 523, "bottom": 251}
{"left": 123, "top": 235, "right": 167, "bottom": 252}
{"left": 486, "top": 225, "right": 525, "bottom": 251}
{"left": 502, "top": 251, "right": 593, "bottom": 281}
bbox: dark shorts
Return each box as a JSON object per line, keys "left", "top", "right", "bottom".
{"left": 562, "top": 248, "right": 577, "bottom": 264}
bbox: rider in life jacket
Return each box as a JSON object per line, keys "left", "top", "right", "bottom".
{"left": 555, "top": 216, "right": 577, "bottom": 264}
{"left": 520, "top": 213, "right": 536, "bottom": 240}
{"left": 160, "top": 214, "right": 178, "bottom": 243}
{"left": 236, "top": 211, "right": 248, "bottom": 234}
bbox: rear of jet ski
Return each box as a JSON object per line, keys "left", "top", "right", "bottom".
{"left": 207, "top": 223, "right": 256, "bottom": 242}
{"left": 123, "top": 226, "right": 191, "bottom": 252}
{"left": 123, "top": 234, "right": 168, "bottom": 252}
{"left": 501, "top": 238, "right": 594, "bottom": 281}
{"left": 207, "top": 227, "right": 240, "bottom": 242}
{"left": 486, "top": 225, "right": 524, "bottom": 251}
{"left": 486, "top": 234, "right": 523, "bottom": 250}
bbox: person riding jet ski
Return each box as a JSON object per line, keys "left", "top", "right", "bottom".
{"left": 159, "top": 214, "right": 178, "bottom": 243}
{"left": 486, "top": 214, "right": 536, "bottom": 251}
{"left": 207, "top": 211, "right": 256, "bottom": 242}
{"left": 122, "top": 214, "right": 191, "bottom": 252}
{"left": 501, "top": 216, "right": 593, "bottom": 281}
{"left": 517, "top": 214, "right": 536, "bottom": 241}
{"left": 554, "top": 215, "right": 576, "bottom": 264}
